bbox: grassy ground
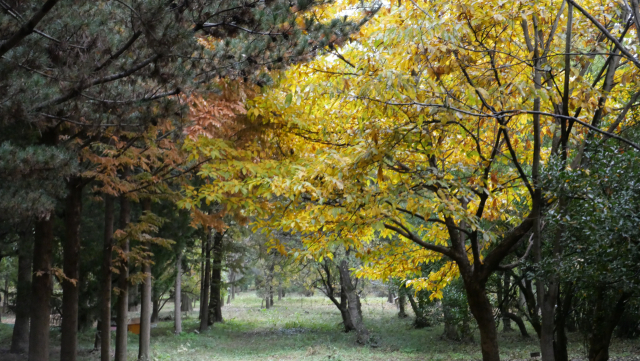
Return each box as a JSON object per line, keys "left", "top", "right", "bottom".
{"left": 1, "top": 293, "right": 640, "bottom": 360}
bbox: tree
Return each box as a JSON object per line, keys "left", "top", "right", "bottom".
{"left": 186, "top": 0, "right": 640, "bottom": 360}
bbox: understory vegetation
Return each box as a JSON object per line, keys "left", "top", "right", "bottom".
{"left": 2, "top": 294, "right": 639, "bottom": 361}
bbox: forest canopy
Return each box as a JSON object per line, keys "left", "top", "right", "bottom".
{"left": 1, "top": 0, "right": 640, "bottom": 361}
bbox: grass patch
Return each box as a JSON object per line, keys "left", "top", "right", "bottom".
{"left": 1, "top": 293, "right": 639, "bottom": 360}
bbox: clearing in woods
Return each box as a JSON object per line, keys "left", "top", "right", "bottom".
{"left": 1, "top": 294, "right": 640, "bottom": 361}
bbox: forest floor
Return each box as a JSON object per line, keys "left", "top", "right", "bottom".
{"left": 1, "top": 294, "right": 640, "bottom": 361}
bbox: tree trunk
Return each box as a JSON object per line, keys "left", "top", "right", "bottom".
{"left": 587, "top": 290, "right": 631, "bottom": 361}
{"left": 28, "top": 217, "right": 54, "bottom": 361}
{"left": 269, "top": 286, "right": 273, "bottom": 307}
{"left": 208, "top": 231, "right": 224, "bottom": 324}
{"left": 11, "top": 232, "right": 32, "bottom": 354}
{"left": 502, "top": 272, "right": 513, "bottom": 332}
{"left": 398, "top": 289, "right": 407, "bottom": 318}
{"left": 129, "top": 284, "right": 139, "bottom": 312}
{"left": 338, "top": 259, "right": 369, "bottom": 344}
{"left": 265, "top": 295, "right": 270, "bottom": 309}
{"left": 504, "top": 312, "right": 530, "bottom": 338}
{"left": 174, "top": 250, "right": 182, "bottom": 334}
{"left": 181, "top": 293, "right": 192, "bottom": 311}
{"left": 198, "top": 233, "right": 205, "bottom": 321}
{"left": 407, "top": 292, "right": 429, "bottom": 329}
{"left": 278, "top": 283, "right": 282, "bottom": 301}
{"left": 199, "top": 230, "right": 211, "bottom": 331}
{"left": 100, "top": 195, "right": 114, "bottom": 361}
{"left": 463, "top": 279, "right": 500, "bottom": 361}
{"left": 114, "top": 194, "right": 131, "bottom": 361}
{"left": 151, "top": 292, "right": 159, "bottom": 324}
{"left": 138, "top": 264, "right": 151, "bottom": 361}
{"left": 2, "top": 276, "right": 7, "bottom": 315}
{"left": 442, "top": 302, "right": 458, "bottom": 339}
{"left": 60, "top": 177, "right": 84, "bottom": 361}
{"left": 538, "top": 278, "right": 559, "bottom": 361}
{"left": 138, "top": 200, "right": 152, "bottom": 360}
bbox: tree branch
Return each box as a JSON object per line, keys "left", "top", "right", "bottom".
{"left": 0, "top": 0, "right": 60, "bottom": 57}
{"left": 568, "top": 0, "right": 640, "bottom": 68}
{"left": 384, "top": 220, "right": 457, "bottom": 260}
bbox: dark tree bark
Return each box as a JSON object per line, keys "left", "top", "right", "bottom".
{"left": 463, "top": 280, "right": 498, "bottom": 360}
{"left": 407, "top": 292, "right": 430, "bottom": 329}
{"left": 199, "top": 230, "right": 211, "bottom": 331}
{"left": 138, "top": 199, "right": 152, "bottom": 361}
{"left": 511, "top": 273, "right": 541, "bottom": 337}
{"left": 338, "top": 259, "right": 369, "bottom": 344}
{"left": 587, "top": 290, "right": 632, "bottom": 361}
{"left": 100, "top": 194, "right": 114, "bottom": 361}
{"left": 114, "top": 193, "right": 131, "bottom": 361}
{"left": 61, "top": 177, "right": 84, "bottom": 361}
{"left": 174, "top": 249, "right": 182, "bottom": 334}
{"left": 397, "top": 287, "right": 407, "bottom": 319}
{"left": 269, "top": 286, "right": 273, "bottom": 307}
{"left": 129, "top": 284, "right": 139, "bottom": 312}
{"left": 0, "top": 0, "right": 61, "bottom": 57}
{"left": 11, "top": 231, "right": 32, "bottom": 354}
{"left": 208, "top": 231, "right": 224, "bottom": 324}
{"left": 502, "top": 272, "right": 513, "bottom": 332}
{"left": 28, "top": 217, "right": 54, "bottom": 361}
{"left": 151, "top": 291, "right": 159, "bottom": 323}
{"left": 554, "top": 284, "right": 573, "bottom": 361}
{"left": 503, "top": 312, "right": 530, "bottom": 338}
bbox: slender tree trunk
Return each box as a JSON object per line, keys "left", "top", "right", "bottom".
{"left": 11, "top": 232, "right": 32, "bottom": 354}
{"left": 198, "top": 230, "right": 205, "bottom": 320}
{"left": 407, "top": 292, "right": 429, "bottom": 329}
{"left": 199, "top": 230, "right": 211, "bottom": 331}
{"left": 398, "top": 287, "right": 407, "bottom": 318}
{"left": 502, "top": 272, "right": 513, "bottom": 332}
{"left": 151, "top": 291, "right": 159, "bottom": 323}
{"left": 114, "top": 194, "right": 131, "bottom": 361}
{"left": 129, "top": 284, "right": 139, "bottom": 312}
{"left": 504, "top": 312, "right": 530, "bottom": 338}
{"left": 208, "top": 231, "right": 224, "bottom": 324}
{"left": 554, "top": 284, "right": 572, "bottom": 361}
{"left": 138, "top": 199, "right": 152, "bottom": 361}
{"left": 60, "top": 177, "right": 84, "bottom": 361}
{"left": 2, "top": 277, "right": 7, "bottom": 314}
{"left": 28, "top": 217, "right": 54, "bottom": 361}
{"left": 174, "top": 250, "right": 182, "bottom": 334}
{"left": 442, "top": 302, "right": 459, "bottom": 340}
{"left": 100, "top": 195, "right": 114, "bottom": 361}
{"left": 338, "top": 259, "right": 369, "bottom": 344}
{"left": 138, "top": 262, "right": 151, "bottom": 360}
{"left": 269, "top": 286, "right": 273, "bottom": 307}
{"left": 230, "top": 271, "right": 235, "bottom": 300}
{"left": 531, "top": 13, "right": 550, "bottom": 361}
